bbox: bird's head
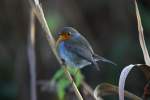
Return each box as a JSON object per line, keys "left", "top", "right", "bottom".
{"left": 57, "top": 27, "right": 79, "bottom": 42}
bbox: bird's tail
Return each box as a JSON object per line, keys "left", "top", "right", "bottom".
{"left": 93, "top": 54, "right": 117, "bottom": 66}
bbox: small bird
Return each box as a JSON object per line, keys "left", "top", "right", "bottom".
{"left": 56, "top": 27, "right": 116, "bottom": 70}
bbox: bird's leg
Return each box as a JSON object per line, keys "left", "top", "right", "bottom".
{"left": 60, "top": 58, "right": 66, "bottom": 65}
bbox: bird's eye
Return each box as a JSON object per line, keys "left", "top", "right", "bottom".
{"left": 66, "top": 32, "right": 71, "bottom": 36}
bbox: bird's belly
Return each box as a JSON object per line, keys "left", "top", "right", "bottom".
{"left": 59, "top": 46, "right": 91, "bottom": 68}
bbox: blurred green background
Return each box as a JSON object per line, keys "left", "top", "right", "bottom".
{"left": 0, "top": 0, "right": 150, "bottom": 100}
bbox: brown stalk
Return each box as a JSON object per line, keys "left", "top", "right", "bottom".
{"left": 135, "top": 0, "right": 150, "bottom": 66}
{"left": 28, "top": 0, "right": 83, "bottom": 100}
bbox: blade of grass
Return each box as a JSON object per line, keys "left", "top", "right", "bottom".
{"left": 135, "top": 0, "right": 150, "bottom": 66}
{"left": 118, "top": 64, "right": 135, "bottom": 100}
{"left": 118, "top": 1, "right": 150, "bottom": 99}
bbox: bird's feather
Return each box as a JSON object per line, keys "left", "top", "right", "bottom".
{"left": 57, "top": 27, "right": 116, "bottom": 70}
{"left": 64, "top": 33, "right": 94, "bottom": 62}
{"left": 64, "top": 33, "right": 100, "bottom": 70}
{"left": 93, "top": 54, "right": 117, "bottom": 66}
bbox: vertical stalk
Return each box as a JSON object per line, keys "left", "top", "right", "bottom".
{"left": 28, "top": 0, "right": 83, "bottom": 100}
{"left": 27, "top": 9, "right": 37, "bottom": 100}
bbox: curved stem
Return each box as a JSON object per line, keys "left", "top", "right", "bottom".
{"left": 135, "top": 0, "right": 150, "bottom": 66}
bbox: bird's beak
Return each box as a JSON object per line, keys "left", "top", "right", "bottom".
{"left": 58, "top": 33, "right": 71, "bottom": 41}
{"left": 56, "top": 34, "right": 71, "bottom": 47}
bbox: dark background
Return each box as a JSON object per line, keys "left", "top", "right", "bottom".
{"left": 0, "top": 0, "right": 150, "bottom": 100}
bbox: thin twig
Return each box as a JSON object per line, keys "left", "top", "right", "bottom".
{"left": 94, "top": 83, "right": 142, "bottom": 100}
{"left": 29, "top": 0, "right": 83, "bottom": 100}
{"left": 27, "top": 10, "right": 37, "bottom": 100}
{"left": 135, "top": 0, "right": 150, "bottom": 66}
